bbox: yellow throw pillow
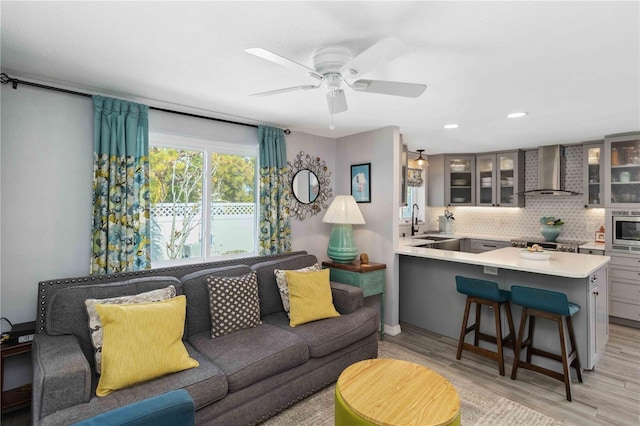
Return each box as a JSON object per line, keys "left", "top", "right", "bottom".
{"left": 95, "top": 296, "right": 199, "bottom": 397}
{"left": 285, "top": 269, "right": 340, "bottom": 327}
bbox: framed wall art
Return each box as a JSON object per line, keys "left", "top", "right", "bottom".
{"left": 594, "top": 231, "right": 605, "bottom": 243}
{"left": 351, "top": 163, "right": 371, "bottom": 203}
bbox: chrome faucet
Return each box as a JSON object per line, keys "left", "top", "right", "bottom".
{"left": 411, "top": 204, "right": 419, "bottom": 236}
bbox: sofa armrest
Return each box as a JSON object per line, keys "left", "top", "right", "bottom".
{"left": 330, "top": 281, "right": 364, "bottom": 314}
{"left": 32, "top": 334, "right": 92, "bottom": 421}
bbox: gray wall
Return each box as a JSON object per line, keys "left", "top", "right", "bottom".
{"left": 1, "top": 85, "right": 94, "bottom": 324}
{"left": 336, "top": 127, "right": 402, "bottom": 331}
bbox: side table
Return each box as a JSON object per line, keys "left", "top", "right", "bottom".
{"left": 1, "top": 340, "right": 33, "bottom": 413}
{"left": 322, "top": 260, "right": 386, "bottom": 340}
{"left": 335, "top": 358, "right": 460, "bottom": 426}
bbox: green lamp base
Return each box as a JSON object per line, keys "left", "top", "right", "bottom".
{"left": 327, "top": 224, "right": 358, "bottom": 263}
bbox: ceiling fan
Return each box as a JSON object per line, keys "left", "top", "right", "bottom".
{"left": 245, "top": 38, "right": 427, "bottom": 117}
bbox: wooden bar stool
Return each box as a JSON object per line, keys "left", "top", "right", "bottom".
{"left": 510, "top": 285, "right": 583, "bottom": 401}
{"left": 455, "top": 276, "right": 516, "bottom": 376}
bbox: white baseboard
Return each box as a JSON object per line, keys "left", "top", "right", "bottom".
{"left": 383, "top": 324, "right": 402, "bottom": 336}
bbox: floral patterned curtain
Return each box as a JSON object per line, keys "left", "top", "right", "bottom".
{"left": 258, "top": 125, "right": 291, "bottom": 255}
{"left": 91, "top": 96, "right": 151, "bottom": 274}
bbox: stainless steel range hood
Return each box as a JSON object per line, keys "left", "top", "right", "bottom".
{"left": 520, "top": 145, "right": 581, "bottom": 196}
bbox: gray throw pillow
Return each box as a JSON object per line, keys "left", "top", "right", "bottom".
{"left": 85, "top": 285, "right": 176, "bottom": 374}
{"left": 206, "top": 272, "right": 261, "bottom": 338}
{"left": 274, "top": 263, "right": 320, "bottom": 316}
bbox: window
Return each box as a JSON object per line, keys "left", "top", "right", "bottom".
{"left": 149, "top": 133, "right": 258, "bottom": 264}
{"left": 401, "top": 178, "right": 426, "bottom": 221}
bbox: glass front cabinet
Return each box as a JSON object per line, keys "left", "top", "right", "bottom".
{"left": 604, "top": 132, "right": 640, "bottom": 207}
{"left": 583, "top": 142, "right": 604, "bottom": 207}
{"left": 444, "top": 155, "right": 475, "bottom": 206}
{"left": 476, "top": 151, "right": 524, "bottom": 207}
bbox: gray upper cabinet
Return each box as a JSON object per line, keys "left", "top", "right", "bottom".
{"left": 604, "top": 132, "right": 640, "bottom": 207}
{"left": 476, "top": 151, "right": 524, "bottom": 207}
{"left": 476, "top": 154, "right": 497, "bottom": 206}
{"left": 444, "top": 154, "right": 475, "bottom": 206}
{"left": 583, "top": 142, "right": 604, "bottom": 208}
{"left": 428, "top": 151, "right": 524, "bottom": 207}
{"left": 496, "top": 151, "right": 525, "bottom": 207}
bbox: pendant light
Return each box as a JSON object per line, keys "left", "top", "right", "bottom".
{"left": 416, "top": 149, "right": 428, "bottom": 167}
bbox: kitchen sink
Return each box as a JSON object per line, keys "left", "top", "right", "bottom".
{"left": 410, "top": 235, "right": 455, "bottom": 241}
{"left": 412, "top": 237, "right": 460, "bottom": 251}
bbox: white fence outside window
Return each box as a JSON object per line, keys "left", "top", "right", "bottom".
{"left": 151, "top": 202, "right": 255, "bottom": 260}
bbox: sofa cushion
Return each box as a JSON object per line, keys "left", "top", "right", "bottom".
{"left": 274, "top": 263, "right": 320, "bottom": 317}
{"left": 286, "top": 269, "right": 340, "bottom": 327}
{"left": 251, "top": 254, "right": 318, "bottom": 316}
{"left": 96, "top": 296, "right": 199, "bottom": 396}
{"left": 262, "top": 306, "right": 378, "bottom": 358}
{"left": 206, "top": 272, "right": 261, "bottom": 338}
{"left": 85, "top": 285, "right": 177, "bottom": 374}
{"left": 181, "top": 265, "right": 253, "bottom": 338}
{"left": 47, "top": 276, "right": 184, "bottom": 365}
{"left": 189, "top": 324, "right": 309, "bottom": 393}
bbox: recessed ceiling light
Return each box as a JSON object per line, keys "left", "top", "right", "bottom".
{"left": 444, "top": 124, "right": 459, "bottom": 129}
{"left": 507, "top": 112, "right": 528, "bottom": 118}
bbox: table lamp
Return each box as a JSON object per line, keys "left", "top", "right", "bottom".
{"left": 322, "top": 195, "right": 366, "bottom": 263}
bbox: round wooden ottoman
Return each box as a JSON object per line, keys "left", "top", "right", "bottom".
{"left": 335, "top": 358, "right": 460, "bottom": 426}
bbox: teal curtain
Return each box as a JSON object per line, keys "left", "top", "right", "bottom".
{"left": 258, "top": 125, "right": 291, "bottom": 255}
{"left": 91, "top": 96, "right": 151, "bottom": 274}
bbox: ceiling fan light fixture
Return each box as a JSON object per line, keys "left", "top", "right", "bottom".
{"left": 507, "top": 111, "right": 528, "bottom": 118}
{"left": 416, "top": 149, "right": 428, "bottom": 167}
{"left": 444, "top": 123, "right": 459, "bottom": 129}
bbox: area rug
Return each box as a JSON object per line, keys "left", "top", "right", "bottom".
{"left": 262, "top": 340, "right": 563, "bottom": 426}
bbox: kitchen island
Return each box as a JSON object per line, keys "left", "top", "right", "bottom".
{"left": 396, "top": 245, "right": 610, "bottom": 370}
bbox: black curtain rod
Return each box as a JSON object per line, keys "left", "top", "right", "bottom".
{"left": 1, "top": 73, "right": 291, "bottom": 134}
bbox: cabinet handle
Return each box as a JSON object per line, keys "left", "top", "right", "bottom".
{"left": 591, "top": 276, "right": 598, "bottom": 283}
{"left": 483, "top": 245, "right": 497, "bottom": 248}
{"left": 593, "top": 291, "right": 599, "bottom": 296}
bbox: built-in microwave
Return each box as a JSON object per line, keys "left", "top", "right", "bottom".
{"left": 612, "top": 211, "right": 640, "bottom": 249}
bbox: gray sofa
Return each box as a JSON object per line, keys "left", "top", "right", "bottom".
{"left": 32, "top": 252, "right": 379, "bottom": 425}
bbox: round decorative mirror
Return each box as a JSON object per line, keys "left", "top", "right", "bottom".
{"left": 292, "top": 170, "right": 320, "bottom": 204}
{"left": 287, "top": 151, "right": 332, "bottom": 220}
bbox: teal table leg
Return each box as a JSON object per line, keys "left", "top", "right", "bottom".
{"left": 380, "top": 292, "right": 385, "bottom": 340}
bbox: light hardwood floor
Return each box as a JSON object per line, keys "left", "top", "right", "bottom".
{"left": 386, "top": 322, "right": 640, "bottom": 426}
{"left": 3, "top": 323, "right": 637, "bottom": 425}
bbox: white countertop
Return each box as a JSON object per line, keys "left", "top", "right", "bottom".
{"left": 579, "top": 242, "right": 606, "bottom": 251}
{"left": 396, "top": 246, "right": 610, "bottom": 278}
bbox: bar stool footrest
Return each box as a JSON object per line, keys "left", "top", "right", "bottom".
{"left": 515, "top": 361, "right": 566, "bottom": 383}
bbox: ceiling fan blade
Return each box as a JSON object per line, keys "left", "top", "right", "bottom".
{"left": 245, "top": 48, "right": 322, "bottom": 80}
{"left": 250, "top": 85, "right": 320, "bottom": 97}
{"left": 327, "top": 90, "right": 348, "bottom": 114}
{"left": 351, "top": 79, "right": 427, "bottom": 98}
{"left": 340, "top": 37, "right": 410, "bottom": 78}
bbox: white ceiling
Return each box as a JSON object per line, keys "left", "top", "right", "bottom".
{"left": 1, "top": 1, "right": 639, "bottom": 154}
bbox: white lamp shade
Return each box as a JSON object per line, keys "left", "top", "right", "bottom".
{"left": 322, "top": 195, "right": 366, "bottom": 225}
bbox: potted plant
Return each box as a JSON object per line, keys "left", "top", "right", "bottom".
{"left": 540, "top": 216, "right": 565, "bottom": 242}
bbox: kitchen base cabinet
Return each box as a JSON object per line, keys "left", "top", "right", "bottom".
{"left": 607, "top": 251, "right": 640, "bottom": 326}
{"left": 399, "top": 255, "right": 608, "bottom": 370}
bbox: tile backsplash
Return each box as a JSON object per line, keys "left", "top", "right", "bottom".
{"left": 424, "top": 145, "right": 605, "bottom": 242}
